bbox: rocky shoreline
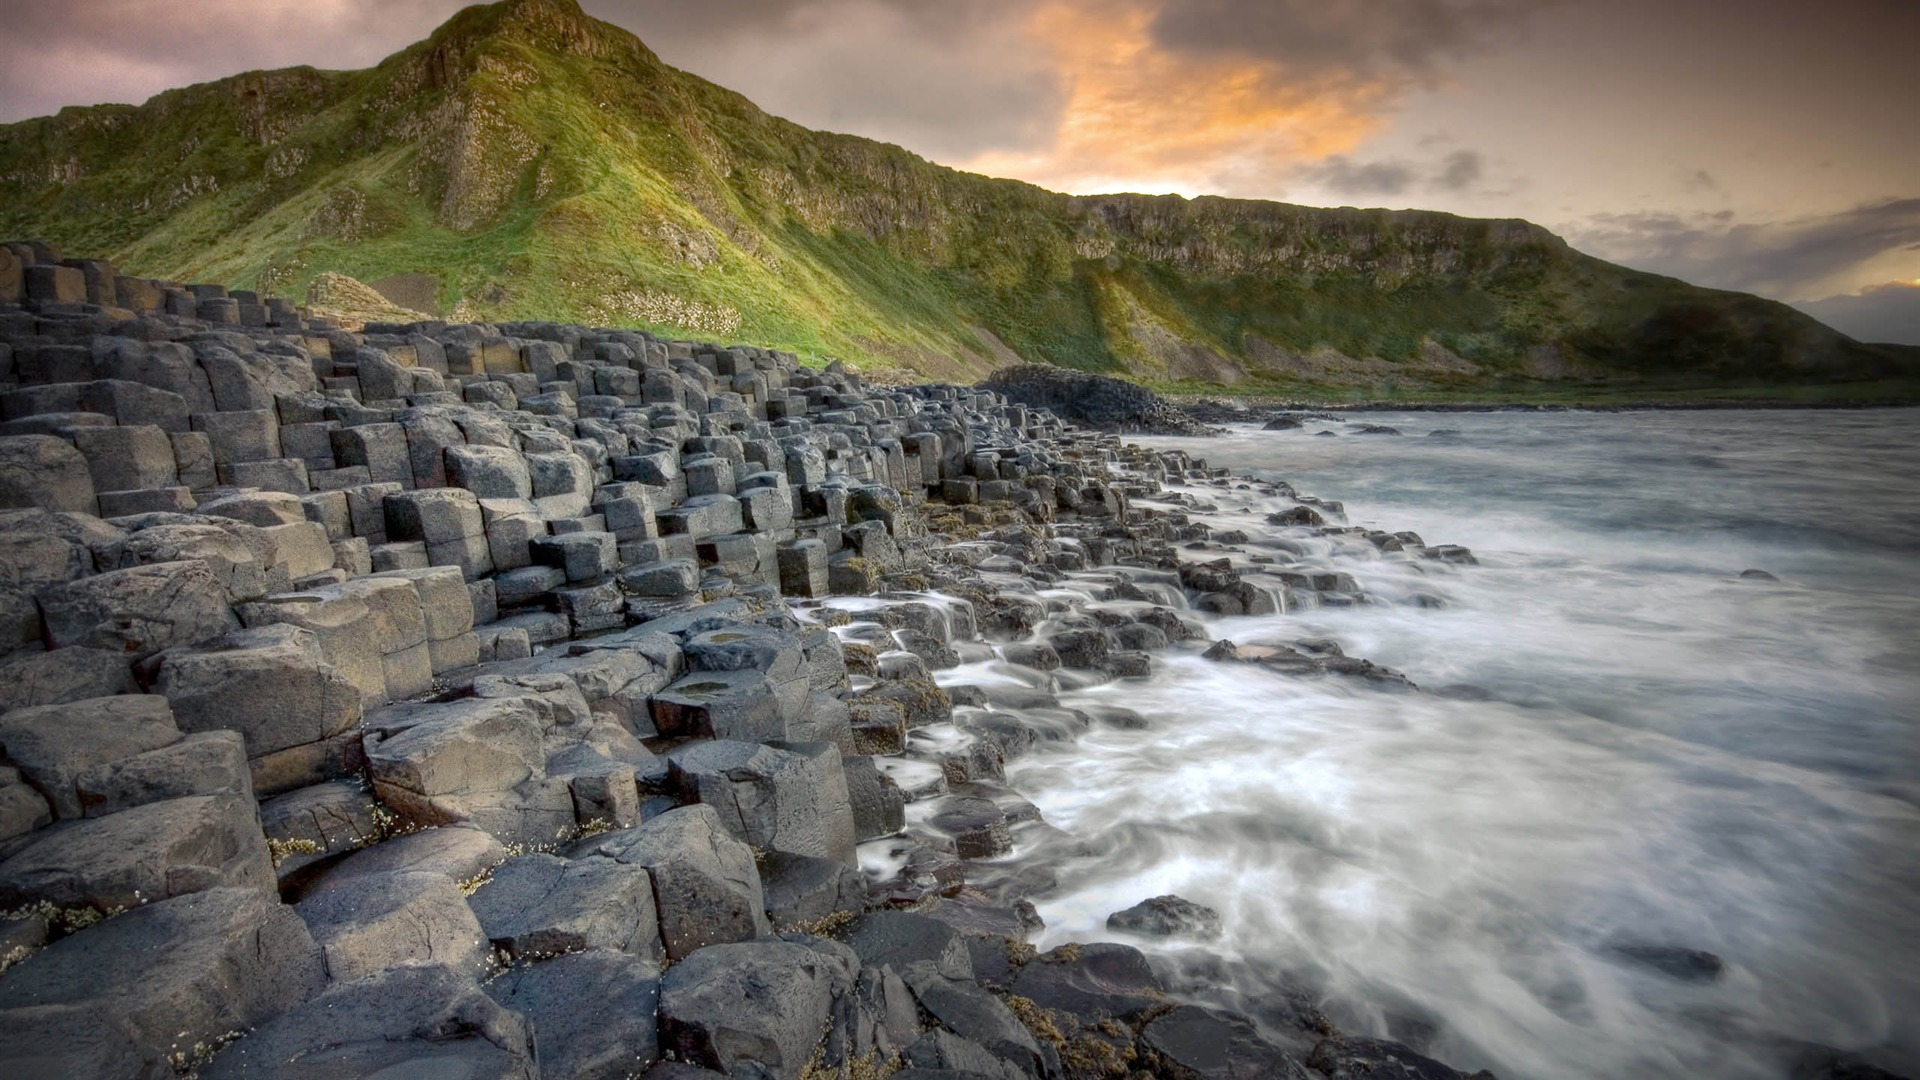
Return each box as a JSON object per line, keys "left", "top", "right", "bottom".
{"left": 0, "top": 244, "right": 1893, "bottom": 1080}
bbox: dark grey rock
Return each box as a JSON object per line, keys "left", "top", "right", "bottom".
{"left": 1107, "top": 894, "right": 1224, "bottom": 940}
{"left": 0, "top": 887, "right": 325, "bottom": 1079}
{"left": 1142, "top": 1004, "right": 1311, "bottom": 1080}
{"left": 297, "top": 868, "right": 489, "bottom": 981}
{"left": 575, "top": 803, "right": 769, "bottom": 961}
{"left": 486, "top": 949, "right": 662, "bottom": 1080}
{"left": 1008, "top": 942, "right": 1164, "bottom": 1022}
{"left": 660, "top": 938, "right": 855, "bottom": 1080}
{"left": 843, "top": 911, "right": 974, "bottom": 983}
{"left": 466, "top": 851, "right": 664, "bottom": 965}
{"left": 198, "top": 962, "right": 537, "bottom": 1079}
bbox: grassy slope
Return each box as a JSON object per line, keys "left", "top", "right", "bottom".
{"left": 2, "top": 0, "right": 1915, "bottom": 398}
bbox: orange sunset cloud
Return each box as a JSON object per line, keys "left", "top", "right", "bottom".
{"left": 958, "top": 0, "right": 1393, "bottom": 197}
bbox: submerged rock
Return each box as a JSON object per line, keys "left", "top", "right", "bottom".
{"left": 1107, "top": 894, "right": 1224, "bottom": 940}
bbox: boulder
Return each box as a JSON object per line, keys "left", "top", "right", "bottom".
{"left": 237, "top": 589, "right": 388, "bottom": 707}
{"left": 843, "top": 911, "right": 974, "bottom": 983}
{"left": 296, "top": 868, "right": 489, "bottom": 981}
{"left": 575, "top": 804, "right": 769, "bottom": 961}
{"left": 0, "top": 888, "right": 324, "bottom": 1080}
{"left": 154, "top": 624, "right": 363, "bottom": 758}
{"left": 38, "top": 560, "right": 240, "bottom": 659}
{"left": 465, "top": 851, "right": 665, "bottom": 964}
{"left": 485, "top": 949, "right": 663, "bottom": 1080}
{"left": 363, "top": 696, "right": 569, "bottom": 845}
{"left": 0, "top": 694, "right": 182, "bottom": 820}
{"left": 659, "top": 939, "right": 855, "bottom": 1080}
{"left": 305, "top": 823, "right": 504, "bottom": 898}
{"left": 197, "top": 962, "right": 537, "bottom": 1079}
{"left": 1143, "top": 1005, "right": 1311, "bottom": 1080}
{"left": 75, "top": 730, "right": 252, "bottom": 818}
{"left": 0, "top": 434, "right": 96, "bottom": 514}
{"left": 0, "top": 647, "right": 137, "bottom": 713}
{"left": 1106, "top": 894, "right": 1224, "bottom": 940}
{"left": 104, "top": 522, "right": 268, "bottom": 602}
{"left": 0, "top": 791, "right": 275, "bottom": 912}
{"left": 668, "top": 739, "right": 858, "bottom": 866}
{"left": 651, "top": 668, "right": 786, "bottom": 742}
{"left": 1008, "top": 942, "right": 1164, "bottom": 1022}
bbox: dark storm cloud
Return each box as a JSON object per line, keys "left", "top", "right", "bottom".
{"left": 1295, "top": 149, "right": 1491, "bottom": 198}
{"left": 1795, "top": 282, "right": 1920, "bottom": 346}
{"left": 1568, "top": 198, "right": 1920, "bottom": 300}
{"left": 1148, "top": 0, "right": 1549, "bottom": 84}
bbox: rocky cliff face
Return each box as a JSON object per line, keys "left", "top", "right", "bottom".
{"left": 2, "top": 0, "right": 1914, "bottom": 396}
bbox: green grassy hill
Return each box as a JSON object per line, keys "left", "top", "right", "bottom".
{"left": 2, "top": 0, "right": 1914, "bottom": 398}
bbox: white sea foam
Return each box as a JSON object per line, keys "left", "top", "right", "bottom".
{"left": 1003, "top": 409, "right": 1920, "bottom": 1079}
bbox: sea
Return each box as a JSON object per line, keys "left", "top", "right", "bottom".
{"left": 970, "top": 408, "right": 1920, "bottom": 1079}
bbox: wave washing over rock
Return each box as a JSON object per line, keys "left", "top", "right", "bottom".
{"left": 0, "top": 243, "right": 1902, "bottom": 1080}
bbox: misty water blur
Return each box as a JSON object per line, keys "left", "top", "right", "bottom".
{"left": 998, "top": 409, "right": 1920, "bottom": 1080}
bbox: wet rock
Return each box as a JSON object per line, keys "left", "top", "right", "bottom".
{"left": 1306, "top": 1034, "right": 1491, "bottom": 1080}
{"left": 1107, "top": 894, "right": 1224, "bottom": 940}
{"left": 1143, "top": 1004, "right": 1310, "bottom": 1080}
{"left": 900, "top": 963, "right": 1050, "bottom": 1078}
{"left": 1009, "top": 942, "right": 1164, "bottom": 1022}
{"left": 761, "top": 849, "right": 866, "bottom": 929}
{"left": 928, "top": 796, "right": 1013, "bottom": 860}
{"left": 902, "top": 1028, "right": 1027, "bottom": 1079}
{"left": 843, "top": 910, "right": 975, "bottom": 982}
{"left": 844, "top": 754, "right": 907, "bottom": 840}
{"left": 1610, "top": 942, "right": 1726, "bottom": 983}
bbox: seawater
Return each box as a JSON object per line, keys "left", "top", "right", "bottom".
{"left": 995, "top": 409, "right": 1920, "bottom": 1079}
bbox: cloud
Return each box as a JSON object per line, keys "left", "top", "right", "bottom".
{"left": 1434, "top": 149, "right": 1484, "bottom": 191}
{"left": 593, "top": 0, "right": 1067, "bottom": 160}
{"left": 599, "top": 0, "right": 1544, "bottom": 199}
{"left": 1295, "top": 157, "right": 1419, "bottom": 197}
{"left": 1566, "top": 198, "right": 1920, "bottom": 301}
{"left": 0, "top": 0, "right": 1546, "bottom": 204}
{"left": 1148, "top": 0, "right": 1547, "bottom": 85}
{"left": 1291, "top": 148, "right": 1489, "bottom": 199}
{"left": 1795, "top": 281, "right": 1920, "bottom": 346}
{"left": 0, "top": 0, "right": 467, "bottom": 122}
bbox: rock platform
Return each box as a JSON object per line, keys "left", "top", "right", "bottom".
{"left": 0, "top": 242, "right": 1519, "bottom": 1080}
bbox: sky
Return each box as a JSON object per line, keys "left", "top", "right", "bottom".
{"left": 1, "top": 0, "right": 1915, "bottom": 343}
